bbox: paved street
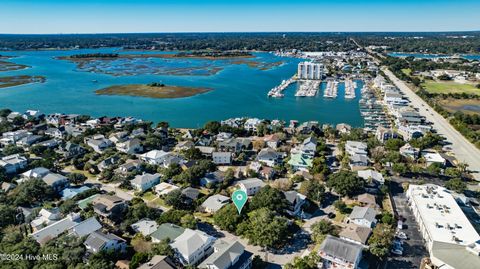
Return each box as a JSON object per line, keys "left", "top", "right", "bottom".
{"left": 387, "top": 180, "right": 428, "bottom": 269}
{"left": 382, "top": 68, "right": 480, "bottom": 181}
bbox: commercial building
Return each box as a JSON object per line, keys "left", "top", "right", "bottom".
{"left": 407, "top": 184, "right": 480, "bottom": 269}
{"left": 297, "top": 62, "right": 324, "bottom": 80}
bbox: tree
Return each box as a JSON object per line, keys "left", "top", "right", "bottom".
{"left": 299, "top": 180, "right": 325, "bottom": 203}
{"left": 180, "top": 214, "right": 197, "bottom": 229}
{"left": 248, "top": 186, "right": 288, "bottom": 212}
{"left": 368, "top": 223, "right": 395, "bottom": 259}
{"left": 163, "top": 189, "right": 184, "bottom": 209}
{"left": 68, "top": 172, "right": 87, "bottom": 185}
{"left": 183, "top": 147, "right": 203, "bottom": 160}
{"left": 161, "top": 163, "right": 183, "bottom": 179}
{"left": 392, "top": 163, "right": 408, "bottom": 175}
{"left": 380, "top": 212, "right": 394, "bottom": 225}
{"left": 445, "top": 178, "right": 466, "bottom": 193}
{"left": 384, "top": 138, "right": 405, "bottom": 151}
{"left": 130, "top": 252, "right": 149, "bottom": 269}
{"left": 11, "top": 179, "right": 56, "bottom": 206}
{"left": 213, "top": 204, "right": 244, "bottom": 232}
{"left": 237, "top": 208, "right": 290, "bottom": 248}
{"left": 157, "top": 209, "right": 190, "bottom": 225}
{"left": 151, "top": 238, "right": 174, "bottom": 257}
{"left": 0, "top": 204, "right": 17, "bottom": 229}
{"left": 204, "top": 121, "right": 221, "bottom": 134}
{"left": 284, "top": 253, "right": 321, "bottom": 269}
{"left": 310, "top": 156, "right": 329, "bottom": 175}
{"left": 311, "top": 220, "right": 337, "bottom": 243}
{"left": 333, "top": 200, "right": 349, "bottom": 214}
{"left": 326, "top": 171, "right": 365, "bottom": 197}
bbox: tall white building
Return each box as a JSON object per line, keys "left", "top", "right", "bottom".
{"left": 406, "top": 184, "right": 480, "bottom": 269}
{"left": 297, "top": 61, "right": 323, "bottom": 80}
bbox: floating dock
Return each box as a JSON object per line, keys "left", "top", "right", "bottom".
{"left": 267, "top": 76, "right": 295, "bottom": 98}
{"left": 295, "top": 80, "right": 321, "bottom": 97}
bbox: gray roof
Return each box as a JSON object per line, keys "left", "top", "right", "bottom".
{"left": 431, "top": 241, "right": 480, "bottom": 269}
{"left": 339, "top": 223, "right": 372, "bottom": 245}
{"left": 198, "top": 240, "right": 245, "bottom": 269}
{"left": 170, "top": 229, "right": 215, "bottom": 259}
{"left": 132, "top": 173, "right": 160, "bottom": 185}
{"left": 138, "top": 255, "right": 176, "bottom": 269}
{"left": 70, "top": 217, "right": 102, "bottom": 237}
{"left": 349, "top": 206, "right": 377, "bottom": 223}
{"left": 42, "top": 172, "right": 68, "bottom": 186}
{"left": 237, "top": 178, "right": 265, "bottom": 190}
{"left": 319, "top": 235, "right": 363, "bottom": 264}
{"left": 201, "top": 194, "right": 230, "bottom": 212}
{"left": 182, "top": 187, "right": 200, "bottom": 200}
{"left": 85, "top": 231, "right": 125, "bottom": 251}
{"left": 31, "top": 213, "right": 81, "bottom": 244}
{"left": 150, "top": 223, "right": 185, "bottom": 242}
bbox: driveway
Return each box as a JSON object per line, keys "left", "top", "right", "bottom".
{"left": 387, "top": 180, "right": 428, "bottom": 269}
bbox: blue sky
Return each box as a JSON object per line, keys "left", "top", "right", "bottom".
{"left": 1, "top": 0, "right": 479, "bottom": 33}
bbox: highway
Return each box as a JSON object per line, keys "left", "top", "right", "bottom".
{"left": 382, "top": 68, "right": 480, "bottom": 181}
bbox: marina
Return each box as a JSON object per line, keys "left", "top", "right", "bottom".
{"left": 295, "top": 80, "right": 321, "bottom": 97}
{"left": 344, "top": 78, "right": 356, "bottom": 99}
{"left": 359, "top": 84, "right": 391, "bottom": 131}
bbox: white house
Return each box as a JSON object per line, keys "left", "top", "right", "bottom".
{"left": 256, "top": 148, "right": 280, "bottom": 167}
{"left": 131, "top": 173, "right": 161, "bottom": 192}
{"left": 116, "top": 138, "right": 143, "bottom": 154}
{"left": 155, "top": 182, "right": 180, "bottom": 196}
{"left": 170, "top": 229, "right": 216, "bottom": 266}
{"left": 236, "top": 178, "right": 266, "bottom": 196}
{"left": 200, "top": 194, "right": 230, "bottom": 214}
{"left": 140, "top": 150, "right": 183, "bottom": 167}
{"left": 318, "top": 235, "right": 363, "bottom": 269}
{"left": 84, "top": 134, "right": 113, "bottom": 153}
{"left": 212, "top": 152, "right": 232, "bottom": 165}
{"left": 284, "top": 191, "right": 306, "bottom": 217}
{"left": 348, "top": 206, "right": 377, "bottom": 228}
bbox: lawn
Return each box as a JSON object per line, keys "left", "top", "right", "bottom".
{"left": 422, "top": 80, "right": 480, "bottom": 95}
{"left": 401, "top": 68, "right": 412, "bottom": 76}
{"left": 439, "top": 98, "right": 480, "bottom": 115}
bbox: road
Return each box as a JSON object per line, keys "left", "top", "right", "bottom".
{"left": 382, "top": 68, "right": 480, "bottom": 181}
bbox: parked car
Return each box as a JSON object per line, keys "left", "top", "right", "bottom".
{"left": 391, "top": 249, "right": 403, "bottom": 255}
{"left": 328, "top": 212, "right": 336, "bottom": 219}
{"left": 397, "top": 220, "right": 403, "bottom": 230}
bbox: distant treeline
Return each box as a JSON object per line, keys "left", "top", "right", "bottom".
{"left": 69, "top": 53, "right": 118, "bottom": 58}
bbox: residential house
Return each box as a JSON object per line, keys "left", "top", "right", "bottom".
{"left": 348, "top": 206, "right": 377, "bottom": 228}
{"left": 85, "top": 134, "right": 113, "bottom": 153}
{"left": 399, "top": 143, "right": 419, "bottom": 159}
{"left": 84, "top": 231, "right": 127, "bottom": 253}
{"left": 42, "top": 172, "right": 69, "bottom": 192}
{"left": 108, "top": 131, "right": 129, "bottom": 144}
{"left": 60, "top": 142, "right": 86, "bottom": 159}
{"left": 182, "top": 187, "right": 201, "bottom": 204}
{"left": 263, "top": 134, "right": 280, "bottom": 149}
{"left": 196, "top": 146, "right": 215, "bottom": 157}
{"left": 0, "top": 154, "right": 27, "bottom": 174}
{"left": 288, "top": 152, "right": 313, "bottom": 172}
{"left": 200, "top": 171, "right": 225, "bottom": 187}
{"left": 212, "top": 152, "right": 233, "bottom": 165}
{"left": 16, "top": 135, "right": 43, "bottom": 148}
{"left": 131, "top": 173, "right": 161, "bottom": 192}
{"left": 1, "top": 182, "right": 16, "bottom": 193}
{"left": 69, "top": 217, "right": 102, "bottom": 238}
{"left": 357, "top": 169, "right": 384, "bottom": 185}
{"left": 339, "top": 223, "right": 372, "bottom": 246}
{"left": 116, "top": 138, "right": 143, "bottom": 154}
{"left": 151, "top": 223, "right": 185, "bottom": 243}
{"left": 356, "top": 193, "right": 378, "bottom": 209}
{"left": 244, "top": 118, "right": 262, "bottom": 132}
{"left": 422, "top": 151, "right": 447, "bottom": 167}
{"left": 349, "top": 154, "right": 369, "bottom": 171}
{"left": 200, "top": 194, "right": 230, "bottom": 214}
{"left": 301, "top": 136, "right": 317, "bottom": 157}
{"left": 116, "top": 159, "right": 142, "bottom": 174}
{"left": 375, "top": 127, "right": 397, "bottom": 143}
{"left": 30, "top": 213, "right": 82, "bottom": 245}
{"left": 131, "top": 219, "right": 159, "bottom": 237}
{"left": 345, "top": 141, "right": 368, "bottom": 156}
{"left": 155, "top": 182, "right": 180, "bottom": 196}
{"left": 284, "top": 190, "right": 307, "bottom": 217}
{"left": 31, "top": 208, "right": 62, "bottom": 231}
{"left": 98, "top": 156, "right": 120, "bottom": 172}
{"left": 141, "top": 150, "right": 183, "bottom": 168}
{"left": 138, "top": 255, "right": 177, "bottom": 269}
{"left": 236, "top": 178, "right": 265, "bottom": 196}
{"left": 61, "top": 186, "right": 91, "bottom": 200}
{"left": 92, "top": 195, "right": 126, "bottom": 224}
{"left": 336, "top": 123, "right": 352, "bottom": 134}
{"left": 170, "top": 228, "right": 216, "bottom": 266}
{"left": 198, "top": 240, "right": 253, "bottom": 269}
{"left": 45, "top": 127, "right": 65, "bottom": 139}
{"left": 256, "top": 148, "right": 281, "bottom": 167}
{"left": 318, "top": 235, "right": 363, "bottom": 269}
{"left": 21, "top": 167, "right": 50, "bottom": 181}
{"left": 176, "top": 140, "right": 195, "bottom": 151}
{"left": 216, "top": 132, "right": 233, "bottom": 142}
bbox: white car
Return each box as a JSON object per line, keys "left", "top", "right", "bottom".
{"left": 391, "top": 249, "right": 403, "bottom": 255}
{"left": 396, "top": 232, "right": 408, "bottom": 240}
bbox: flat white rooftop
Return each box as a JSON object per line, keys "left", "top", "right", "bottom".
{"left": 407, "top": 184, "right": 480, "bottom": 246}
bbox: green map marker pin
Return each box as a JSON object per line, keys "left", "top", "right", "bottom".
{"left": 232, "top": 189, "right": 248, "bottom": 214}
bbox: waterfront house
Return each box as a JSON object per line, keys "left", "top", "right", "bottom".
{"left": 151, "top": 223, "right": 185, "bottom": 243}
{"left": 318, "top": 235, "right": 363, "bottom": 269}
{"left": 131, "top": 173, "right": 161, "bottom": 192}
{"left": 212, "top": 151, "right": 233, "bottom": 165}
{"left": 84, "top": 231, "right": 126, "bottom": 254}
{"left": 284, "top": 190, "right": 307, "bottom": 217}
{"left": 336, "top": 123, "right": 352, "bottom": 134}
{"left": 256, "top": 148, "right": 281, "bottom": 167}
{"left": 0, "top": 154, "right": 27, "bottom": 174}
{"left": 200, "top": 194, "right": 230, "bottom": 214}
{"left": 198, "top": 240, "right": 253, "bottom": 269}
{"left": 348, "top": 206, "right": 377, "bottom": 228}
{"left": 170, "top": 228, "right": 216, "bottom": 266}
{"left": 85, "top": 134, "right": 113, "bottom": 153}
{"left": 236, "top": 178, "right": 265, "bottom": 196}
{"left": 244, "top": 118, "right": 262, "bottom": 132}
{"left": 339, "top": 223, "right": 372, "bottom": 246}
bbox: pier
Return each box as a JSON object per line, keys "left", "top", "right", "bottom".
{"left": 344, "top": 78, "right": 356, "bottom": 99}
{"left": 323, "top": 80, "right": 338, "bottom": 98}
{"left": 267, "top": 76, "right": 296, "bottom": 98}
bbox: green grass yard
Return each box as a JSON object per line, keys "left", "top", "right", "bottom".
{"left": 422, "top": 80, "right": 480, "bottom": 95}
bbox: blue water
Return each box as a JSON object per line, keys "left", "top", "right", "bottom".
{"left": 389, "top": 52, "right": 480, "bottom": 60}
{"left": 0, "top": 48, "right": 364, "bottom": 128}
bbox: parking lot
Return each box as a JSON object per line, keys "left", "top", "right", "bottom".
{"left": 386, "top": 181, "right": 428, "bottom": 269}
